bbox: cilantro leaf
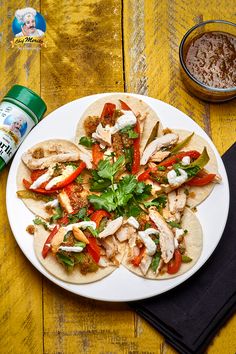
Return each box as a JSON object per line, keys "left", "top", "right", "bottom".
{"left": 68, "top": 207, "right": 87, "bottom": 224}
{"left": 173, "top": 163, "right": 201, "bottom": 178}
{"left": 89, "top": 174, "right": 150, "bottom": 218}
{"left": 134, "top": 183, "right": 152, "bottom": 201}
{"left": 168, "top": 221, "right": 181, "bottom": 229}
{"left": 126, "top": 202, "right": 143, "bottom": 217}
{"left": 90, "top": 178, "right": 111, "bottom": 191}
{"left": 97, "top": 156, "right": 125, "bottom": 181}
{"left": 57, "top": 253, "right": 74, "bottom": 270}
{"left": 135, "top": 181, "right": 146, "bottom": 194}
{"left": 116, "top": 175, "right": 138, "bottom": 206}
{"left": 185, "top": 165, "right": 201, "bottom": 178}
{"left": 88, "top": 189, "right": 116, "bottom": 212}
{"left": 79, "top": 136, "right": 94, "bottom": 148}
{"left": 118, "top": 175, "right": 137, "bottom": 194}
{"left": 89, "top": 169, "right": 111, "bottom": 191}
{"left": 50, "top": 206, "right": 63, "bottom": 223}
{"left": 144, "top": 195, "right": 167, "bottom": 211}
{"left": 120, "top": 125, "right": 139, "bottom": 139}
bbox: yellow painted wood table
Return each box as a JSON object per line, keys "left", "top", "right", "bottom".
{"left": 0, "top": 1, "right": 236, "bottom": 353}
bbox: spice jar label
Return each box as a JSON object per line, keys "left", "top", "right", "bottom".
{"left": 0, "top": 102, "right": 35, "bottom": 164}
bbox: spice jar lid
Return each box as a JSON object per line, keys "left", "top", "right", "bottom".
{"left": 3, "top": 85, "right": 47, "bottom": 123}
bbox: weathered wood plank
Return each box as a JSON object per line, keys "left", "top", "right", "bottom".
{"left": 40, "top": 0, "right": 124, "bottom": 114}
{"left": 211, "top": 102, "right": 236, "bottom": 155}
{"left": 123, "top": 1, "right": 236, "bottom": 354}
{"left": 0, "top": 1, "right": 43, "bottom": 353}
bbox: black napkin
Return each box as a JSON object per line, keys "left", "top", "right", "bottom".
{"left": 130, "top": 143, "right": 236, "bottom": 354}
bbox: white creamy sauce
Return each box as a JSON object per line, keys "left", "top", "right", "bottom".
{"left": 45, "top": 165, "right": 75, "bottom": 190}
{"left": 30, "top": 168, "right": 53, "bottom": 189}
{"left": 181, "top": 156, "right": 191, "bottom": 166}
{"left": 58, "top": 246, "right": 84, "bottom": 252}
{"left": 64, "top": 221, "right": 97, "bottom": 233}
{"left": 167, "top": 168, "right": 188, "bottom": 186}
{"left": 138, "top": 228, "right": 158, "bottom": 256}
{"left": 111, "top": 111, "right": 137, "bottom": 134}
{"left": 45, "top": 199, "right": 59, "bottom": 208}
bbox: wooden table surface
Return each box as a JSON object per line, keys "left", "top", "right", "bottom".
{"left": 0, "top": 1, "right": 236, "bottom": 353}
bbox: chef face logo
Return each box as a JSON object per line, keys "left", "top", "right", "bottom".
{"left": 11, "top": 7, "right": 46, "bottom": 47}
{"left": 4, "top": 115, "right": 27, "bottom": 138}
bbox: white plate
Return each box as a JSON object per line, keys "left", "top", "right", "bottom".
{"left": 6, "top": 93, "right": 229, "bottom": 302}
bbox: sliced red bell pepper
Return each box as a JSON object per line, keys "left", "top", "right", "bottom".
{"left": 90, "top": 210, "right": 110, "bottom": 227}
{"left": 100, "top": 102, "right": 116, "bottom": 119}
{"left": 132, "top": 121, "right": 141, "bottom": 174}
{"left": 167, "top": 249, "right": 182, "bottom": 274}
{"left": 50, "top": 161, "right": 86, "bottom": 190}
{"left": 87, "top": 209, "right": 94, "bottom": 216}
{"left": 92, "top": 143, "right": 104, "bottom": 166}
{"left": 138, "top": 168, "right": 155, "bottom": 181}
{"left": 31, "top": 169, "right": 47, "bottom": 182}
{"left": 186, "top": 173, "right": 216, "bottom": 186}
{"left": 131, "top": 246, "right": 146, "bottom": 267}
{"left": 157, "top": 150, "right": 200, "bottom": 168}
{"left": 42, "top": 225, "right": 60, "bottom": 258}
{"left": 119, "top": 100, "right": 131, "bottom": 111}
{"left": 86, "top": 236, "right": 101, "bottom": 263}
{"left": 23, "top": 178, "right": 56, "bottom": 195}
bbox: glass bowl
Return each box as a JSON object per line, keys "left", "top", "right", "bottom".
{"left": 179, "top": 20, "right": 236, "bottom": 102}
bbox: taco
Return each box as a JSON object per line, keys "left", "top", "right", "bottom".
{"left": 16, "top": 139, "right": 88, "bottom": 220}
{"left": 138, "top": 129, "right": 221, "bottom": 207}
{"left": 33, "top": 215, "right": 127, "bottom": 284}
{"left": 75, "top": 94, "right": 161, "bottom": 173}
{"left": 122, "top": 207, "right": 203, "bottom": 279}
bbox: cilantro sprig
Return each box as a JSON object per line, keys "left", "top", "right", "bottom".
{"left": 88, "top": 156, "right": 152, "bottom": 217}
{"left": 79, "top": 136, "right": 94, "bottom": 148}
{"left": 144, "top": 195, "right": 167, "bottom": 211}
{"left": 120, "top": 125, "right": 138, "bottom": 139}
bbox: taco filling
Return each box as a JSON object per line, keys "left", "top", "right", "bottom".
{"left": 16, "top": 95, "right": 221, "bottom": 283}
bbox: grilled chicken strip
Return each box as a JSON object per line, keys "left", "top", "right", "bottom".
{"left": 149, "top": 208, "right": 175, "bottom": 263}
{"left": 150, "top": 150, "right": 171, "bottom": 162}
{"left": 92, "top": 123, "right": 112, "bottom": 146}
{"left": 22, "top": 140, "right": 80, "bottom": 170}
{"left": 168, "top": 188, "right": 187, "bottom": 215}
{"left": 175, "top": 187, "right": 187, "bottom": 211}
{"left": 140, "top": 133, "right": 178, "bottom": 165}
{"left": 99, "top": 217, "right": 123, "bottom": 238}
{"left": 116, "top": 226, "right": 136, "bottom": 242}
{"left": 100, "top": 236, "right": 118, "bottom": 259}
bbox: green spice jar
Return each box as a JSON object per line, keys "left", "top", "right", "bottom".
{"left": 0, "top": 85, "right": 47, "bottom": 171}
